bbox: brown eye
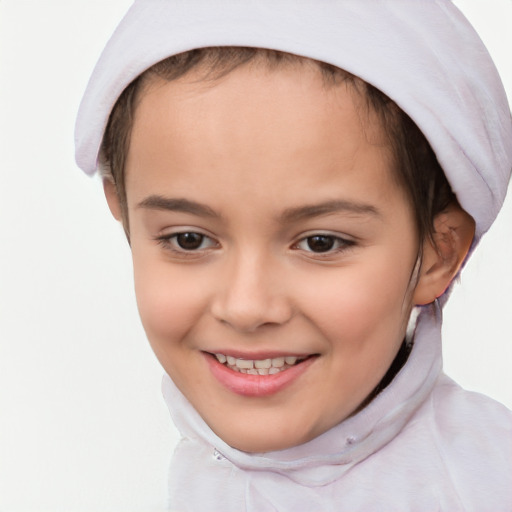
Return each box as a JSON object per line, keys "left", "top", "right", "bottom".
{"left": 176, "top": 232, "right": 205, "bottom": 250}
{"left": 156, "top": 230, "right": 218, "bottom": 255}
{"left": 306, "top": 235, "right": 335, "bottom": 253}
{"left": 295, "top": 233, "right": 355, "bottom": 255}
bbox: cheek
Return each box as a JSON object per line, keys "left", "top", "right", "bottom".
{"left": 131, "top": 250, "right": 206, "bottom": 352}
{"left": 299, "top": 253, "right": 414, "bottom": 347}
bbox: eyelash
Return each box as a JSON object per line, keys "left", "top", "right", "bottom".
{"left": 294, "top": 233, "right": 356, "bottom": 256}
{"left": 154, "top": 231, "right": 356, "bottom": 259}
{"left": 155, "top": 231, "right": 218, "bottom": 257}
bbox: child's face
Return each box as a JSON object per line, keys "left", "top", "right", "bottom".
{"left": 120, "top": 63, "right": 422, "bottom": 452}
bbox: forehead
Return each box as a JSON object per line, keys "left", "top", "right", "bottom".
{"left": 129, "top": 62, "right": 388, "bottom": 173}
{"left": 124, "top": 61, "right": 400, "bottom": 215}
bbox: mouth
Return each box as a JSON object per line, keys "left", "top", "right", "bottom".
{"left": 213, "top": 353, "right": 308, "bottom": 375}
{"left": 204, "top": 351, "right": 318, "bottom": 397}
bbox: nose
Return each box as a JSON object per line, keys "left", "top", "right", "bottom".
{"left": 210, "top": 251, "right": 293, "bottom": 333}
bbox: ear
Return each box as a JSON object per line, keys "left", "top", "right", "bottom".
{"left": 413, "top": 203, "right": 475, "bottom": 306}
{"left": 103, "top": 178, "right": 123, "bottom": 221}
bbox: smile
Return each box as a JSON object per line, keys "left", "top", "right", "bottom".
{"left": 205, "top": 352, "right": 318, "bottom": 397}
{"left": 214, "top": 353, "right": 305, "bottom": 375}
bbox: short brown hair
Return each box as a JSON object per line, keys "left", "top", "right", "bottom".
{"left": 100, "top": 47, "right": 455, "bottom": 242}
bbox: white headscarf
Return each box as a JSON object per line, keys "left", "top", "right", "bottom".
{"left": 74, "top": 2, "right": 512, "bottom": 510}
{"left": 75, "top": 0, "right": 512, "bottom": 241}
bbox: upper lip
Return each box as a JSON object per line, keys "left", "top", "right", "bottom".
{"left": 204, "top": 350, "right": 315, "bottom": 360}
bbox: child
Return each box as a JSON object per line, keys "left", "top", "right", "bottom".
{"left": 75, "top": 1, "right": 512, "bottom": 510}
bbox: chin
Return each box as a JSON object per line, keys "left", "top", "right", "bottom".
{"left": 212, "top": 420, "right": 318, "bottom": 454}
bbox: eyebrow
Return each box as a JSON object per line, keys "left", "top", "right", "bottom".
{"left": 137, "top": 195, "right": 219, "bottom": 218}
{"left": 137, "top": 195, "right": 380, "bottom": 222}
{"left": 278, "top": 199, "right": 381, "bottom": 223}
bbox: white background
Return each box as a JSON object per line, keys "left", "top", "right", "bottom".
{"left": 0, "top": 1, "right": 511, "bottom": 511}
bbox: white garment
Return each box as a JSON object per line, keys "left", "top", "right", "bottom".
{"left": 73, "top": 1, "right": 512, "bottom": 510}
{"left": 162, "top": 306, "right": 512, "bottom": 511}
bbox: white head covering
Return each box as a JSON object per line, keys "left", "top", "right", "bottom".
{"left": 74, "top": 3, "right": 512, "bottom": 509}
{"left": 75, "top": 0, "right": 512, "bottom": 242}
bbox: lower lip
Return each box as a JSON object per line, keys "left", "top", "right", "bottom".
{"left": 204, "top": 353, "right": 317, "bottom": 397}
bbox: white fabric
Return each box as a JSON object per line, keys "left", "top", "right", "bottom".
{"left": 73, "top": 1, "right": 512, "bottom": 510}
{"left": 74, "top": 0, "right": 512, "bottom": 240}
{"left": 162, "top": 307, "right": 512, "bottom": 511}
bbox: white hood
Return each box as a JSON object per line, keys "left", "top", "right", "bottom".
{"left": 74, "top": 2, "right": 512, "bottom": 510}
{"left": 75, "top": 0, "right": 512, "bottom": 241}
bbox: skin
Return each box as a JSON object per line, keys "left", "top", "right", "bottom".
{"left": 105, "top": 62, "right": 473, "bottom": 453}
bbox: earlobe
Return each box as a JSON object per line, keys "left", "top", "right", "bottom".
{"left": 103, "top": 179, "right": 123, "bottom": 221}
{"left": 413, "top": 203, "right": 475, "bottom": 306}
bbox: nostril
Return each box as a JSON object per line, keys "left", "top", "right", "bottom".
{"left": 209, "top": 262, "right": 293, "bottom": 331}
{"left": 211, "top": 298, "right": 293, "bottom": 332}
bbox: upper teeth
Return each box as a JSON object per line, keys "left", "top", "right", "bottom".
{"left": 215, "top": 354, "right": 300, "bottom": 375}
